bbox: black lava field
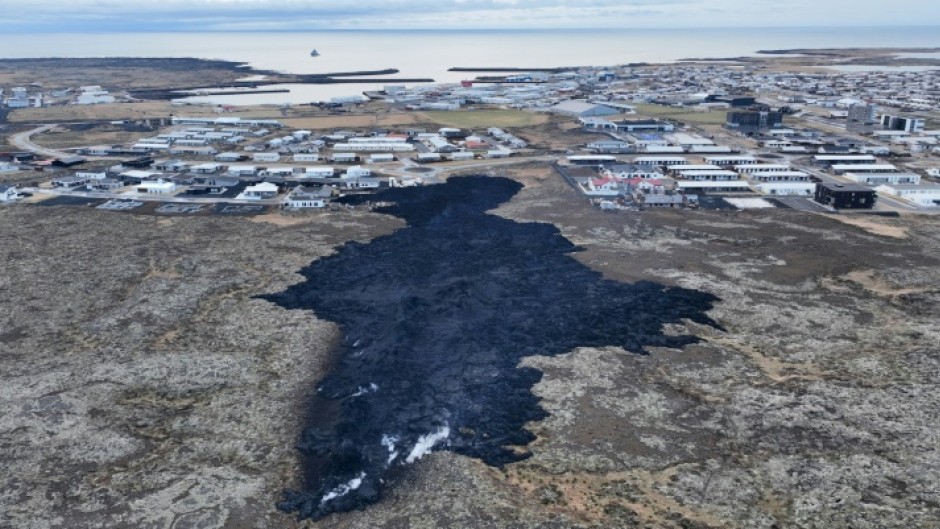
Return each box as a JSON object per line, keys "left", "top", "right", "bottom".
{"left": 262, "top": 176, "right": 720, "bottom": 520}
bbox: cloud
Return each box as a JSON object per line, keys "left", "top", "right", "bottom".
{"left": 0, "top": 0, "right": 937, "bottom": 31}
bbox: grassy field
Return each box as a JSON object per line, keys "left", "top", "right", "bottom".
{"left": 632, "top": 103, "right": 729, "bottom": 125}
{"left": 281, "top": 113, "right": 422, "bottom": 130}
{"left": 417, "top": 110, "right": 549, "bottom": 129}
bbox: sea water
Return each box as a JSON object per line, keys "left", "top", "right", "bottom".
{"left": 1, "top": 27, "right": 938, "bottom": 103}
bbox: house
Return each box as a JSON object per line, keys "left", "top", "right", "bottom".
{"left": 588, "top": 140, "right": 631, "bottom": 154}
{"left": 285, "top": 186, "right": 332, "bottom": 209}
{"left": 843, "top": 173, "right": 920, "bottom": 186}
{"left": 136, "top": 179, "right": 177, "bottom": 194}
{"left": 188, "top": 176, "right": 240, "bottom": 195}
{"left": 676, "top": 180, "right": 751, "bottom": 193}
{"left": 86, "top": 178, "right": 126, "bottom": 192}
{"left": 189, "top": 163, "right": 222, "bottom": 174}
{"left": 261, "top": 167, "right": 296, "bottom": 178}
{"left": 487, "top": 150, "right": 512, "bottom": 159}
{"left": 586, "top": 176, "right": 625, "bottom": 196}
{"left": 629, "top": 178, "right": 668, "bottom": 195}
{"left": 345, "top": 166, "right": 372, "bottom": 178}
{"left": 332, "top": 152, "right": 358, "bottom": 163}
{"left": 874, "top": 184, "right": 940, "bottom": 207}
{"left": 154, "top": 159, "right": 188, "bottom": 172}
{"left": 227, "top": 165, "right": 258, "bottom": 177}
{"left": 602, "top": 164, "right": 664, "bottom": 180}
{"left": 216, "top": 152, "right": 247, "bottom": 162}
{"left": 341, "top": 178, "right": 382, "bottom": 190}
{"left": 53, "top": 156, "right": 87, "bottom": 168}
{"left": 814, "top": 183, "right": 876, "bottom": 209}
{"left": 752, "top": 182, "right": 816, "bottom": 196}
{"left": 253, "top": 152, "right": 281, "bottom": 163}
{"left": 51, "top": 176, "right": 89, "bottom": 188}
{"left": 237, "top": 182, "right": 279, "bottom": 200}
{"left": 304, "top": 166, "right": 335, "bottom": 178}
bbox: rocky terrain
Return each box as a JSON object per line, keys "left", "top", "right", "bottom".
{"left": 2, "top": 169, "right": 939, "bottom": 528}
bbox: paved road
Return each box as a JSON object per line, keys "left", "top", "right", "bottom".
{"left": 9, "top": 124, "right": 72, "bottom": 159}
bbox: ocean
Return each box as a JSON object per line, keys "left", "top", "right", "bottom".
{"left": 2, "top": 27, "right": 939, "bottom": 104}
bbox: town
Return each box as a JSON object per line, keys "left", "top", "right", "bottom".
{"left": 2, "top": 58, "right": 940, "bottom": 215}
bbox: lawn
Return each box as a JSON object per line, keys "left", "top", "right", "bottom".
{"left": 417, "top": 109, "right": 549, "bottom": 129}
{"left": 632, "top": 103, "right": 729, "bottom": 125}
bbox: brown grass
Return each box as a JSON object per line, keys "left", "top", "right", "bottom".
{"left": 823, "top": 214, "right": 909, "bottom": 239}
{"left": 280, "top": 114, "right": 421, "bottom": 130}
{"left": 417, "top": 110, "right": 549, "bottom": 129}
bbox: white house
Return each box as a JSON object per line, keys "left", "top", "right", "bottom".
{"left": 345, "top": 166, "right": 372, "bottom": 178}
{"left": 602, "top": 164, "right": 663, "bottom": 180}
{"left": 304, "top": 166, "right": 335, "bottom": 178}
{"left": 136, "top": 179, "right": 177, "bottom": 194}
{"left": 227, "top": 165, "right": 258, "bottom": 177}
{"left": 875, "top": 184, "right": 940, "bottom": 207}
{"left": 253, "top": 152, "right": 281, "bottom": 163}
{"left": 285, "top": 186, "right": 331, "bottom": 209}
{"left": 843, "top": 173, "right": 920, "bottom": 186}
{"left": 752, "top": 182, "right": 816, "bottom": 196}
{"left": 263, "top": 167, "right": 296, "bottom": 177}
{"left": 237, "top": 182, "right": 279, "bottom": 200}
{"left": 190, "top": 163, "right": 222, "bottom": 174}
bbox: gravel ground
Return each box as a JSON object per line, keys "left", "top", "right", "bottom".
{"left": 1, "top": 168, "right": 939, "bottom": 529}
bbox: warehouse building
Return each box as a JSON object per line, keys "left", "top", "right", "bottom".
{"left": 875, "top": 184, "right": 940, "bottom": 207}
{"left": 551, "top": 100, "right": 621, "bottom": 117}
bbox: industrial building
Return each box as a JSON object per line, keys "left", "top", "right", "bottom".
{"left": 726, "top": 111, "right": 784, "bottom": 134}
{"left": 815, "top": 183, "right": 877, "bottom": 209}
{"left": 752, "top": 182, "right": 816, "bottom": 196}
{"left": 551, "top": 100, "right": 620, "bottom": 117}
{"left": 846, "top": 103, "right": 877, "bottom": 133}
{"left": 881, "top": 115, "right": 925, "bottom": 134}
{"left": 843, "top": 172, "right": 921, "bottom": 186}
{"left": 874, "top": 184, "right": 940, "bottom": 207}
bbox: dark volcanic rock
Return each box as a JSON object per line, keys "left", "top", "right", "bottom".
{"left": 261, "top": 176, "right": 720, "bottom": 520}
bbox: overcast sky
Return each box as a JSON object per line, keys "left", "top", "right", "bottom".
{"left": 2, "top": 0, "right": 938, "bottom": 32}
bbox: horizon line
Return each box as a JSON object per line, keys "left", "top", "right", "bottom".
{"left": 4, "top": 24, "right": 940, "bottom": 34}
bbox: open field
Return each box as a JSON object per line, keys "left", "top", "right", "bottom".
{"left": 417, "top": 109, "right": 550, "bottom": 129}
{"left": 7, "top": 102, "right": 293, "bottom": 124}
{"left": 29, "top": 125, "right": 144, "bottom": 149}
{"left": 633, "top": 103, "right": 730, "bottom": 125}
{"left": 280, "top": 113, "right": 421, "bottom": 130}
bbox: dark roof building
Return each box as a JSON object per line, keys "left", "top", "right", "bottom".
{"left": 815, "top": 183, "right": 876, "bottom": 209}
{"left": 53, "top": 156, "right": 87, "bottom": 167}
{"left": 726, "top": 111, "right": 784, "bottom": 134}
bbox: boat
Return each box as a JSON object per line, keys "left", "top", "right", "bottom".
{"left": 310, "top": 49, "right": 320, "bottom": 57}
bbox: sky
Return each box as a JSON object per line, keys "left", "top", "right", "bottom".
{"left": 1, "top": 0, "right": 938, "bottom": 32}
